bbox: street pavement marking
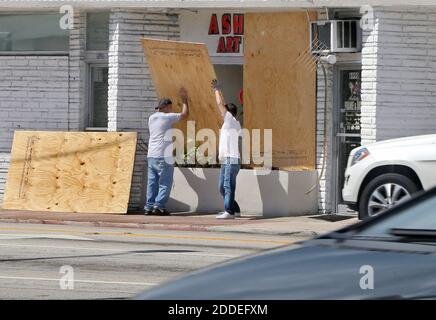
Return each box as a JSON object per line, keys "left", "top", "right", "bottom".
{"left": 0, "top": 227, "right": 291, "bottom": 245}
{"left": 0, "top": 275, "right": 156, "bottom": 286}
{"left": 0, "top": 243, "right": 239, "bottom": 258}
{"left": 0, "top": 234, "right": 94, "bottom": 241}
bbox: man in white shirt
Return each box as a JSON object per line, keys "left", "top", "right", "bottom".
{"left": 145, "top": 88, "right": 189, "bottom": 216}
{"left": 212, "top": 79, "right": 242, "bottom": 219}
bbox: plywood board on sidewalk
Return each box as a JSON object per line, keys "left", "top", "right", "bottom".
{"left": 244, "top": 12, "right": 317, "bottom": 170}
{"left": 2, "top": 131, "right": 137, "bottom": 214}
{"left": 141, "top": 38, "right": 221, "bottom": 150}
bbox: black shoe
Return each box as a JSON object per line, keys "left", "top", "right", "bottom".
{"left": 233, "top": 201, "right": 241, "bottom": 213}
{"left": 152, "top": 207, "right": 170, "bottom": 216}
{"left": 144, "top": 207, "right": 153, "bottom": 215}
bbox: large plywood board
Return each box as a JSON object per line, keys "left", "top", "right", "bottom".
{"left": 244, "top": 12, "right": 317, "bottom": 170}
{"left": 141, "top": 38, "right": 221, "bottom": 149}
{"left": 2, "top": 131, "right": 137, "bottom": 214}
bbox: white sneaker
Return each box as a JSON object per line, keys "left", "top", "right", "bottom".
{"left": 216, "top": 211, "right": 235, "bottom": 219}
{"left": 217, "top": 211, "right": 240, "bottom": 218}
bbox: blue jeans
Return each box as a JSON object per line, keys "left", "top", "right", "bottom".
{"left": 219, "top": 157, "right": 241, "bottom": 215}
{"left": 146, "top": 157, "right": 174, "bottom": 210}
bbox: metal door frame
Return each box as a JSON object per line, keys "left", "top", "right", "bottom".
{"left": 332, "top": 63, "right": 362, "bottom": 213}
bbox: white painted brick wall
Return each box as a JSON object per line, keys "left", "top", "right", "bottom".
{"left": 361, "top": 25, "right": 378, "bottom": 145}
{"left": 0, "top": 56, "right": 69, "bottom": 152}
{"left": 367, "top": 7, "right": 436, "bottom": 142}
{"left": 107, "top": 9, "right": 180, "bottom": 210}
{"left": 315, "top": 10, "right": 334, "bottom": 213}
{"left": 316, "top": 63, "right": 334, "bottom": 213}
{"left": 0, "top": 153, "right": 10, "bottom": 206}
{"left": 68, "top": 11, "right": 87, "bottom": 131}
{"left": 0, "top": 12, "right": 85, "bottom": 152}
{"left": 0, "top": 12, "right": 86, "bottom": 205}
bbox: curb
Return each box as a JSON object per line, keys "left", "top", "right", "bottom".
{"left": 0, "top": 218, "right": 210, "bottom": 232}
{"left": 0, "top": 218, "right": 318, "bottom": 238}
{"left": 207, "top": 226, "right": 320, "bottom": 238}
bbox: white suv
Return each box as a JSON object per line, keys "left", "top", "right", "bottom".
{"left": 342, "top": 134, "right": 436, "bottom": 220}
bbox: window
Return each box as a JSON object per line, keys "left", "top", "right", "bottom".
{"left": 87, "top": 65, "right": 109, "bottom": 129}
{"left": 336, "top": 20, "right": 358, "bottom": 50}
{"left": 86, "top": 12, "right": 109, "bottom": 51}
{"left": 0, "top": 14, "right": 69, "bottom": 52}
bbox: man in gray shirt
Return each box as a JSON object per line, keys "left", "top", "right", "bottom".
{"left": 145, "top": 88, "right": 189, "bottom": 215}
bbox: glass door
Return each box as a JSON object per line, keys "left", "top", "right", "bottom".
{"left": 334, "top": 68, "right": 362, "bottom": 213}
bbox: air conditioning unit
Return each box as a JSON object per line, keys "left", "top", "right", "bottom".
{"left": 310, "top": 20, "right": 362, "bottom": 54}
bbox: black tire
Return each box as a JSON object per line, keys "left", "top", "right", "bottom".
{"left": 358, "top": 173, "right": 418, "bottom": 220}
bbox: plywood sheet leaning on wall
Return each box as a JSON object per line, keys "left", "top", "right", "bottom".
{"left": 244, "top": 12, "right": 317, "bottom": 170}
{"left": 141, "top": 38, "right": 221, "bottom": 154}
{"left": 2, "top": 131, "right": 137, "bottom": 214}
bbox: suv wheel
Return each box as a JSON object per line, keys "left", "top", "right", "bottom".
{"left": 359, "top": 173, "right": 417, "bottom": 220}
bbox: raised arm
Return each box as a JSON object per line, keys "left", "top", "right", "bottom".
{"left": 179, "top": 87, "right": 189, "bottom": 120}
{"left": 211, "top": 79, "right": 227, "bottom": 117}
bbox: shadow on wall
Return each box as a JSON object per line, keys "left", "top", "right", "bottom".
{"left": 254, "top": 170, "right": 319, "bottom": 217}
{"left": 165, "top": 197, "right": 191, "bottom": 213}
{"left": 167, "top": 167, "right": 319, "bottom": 217}
{"left": 167, "top": 167, "right": 223, "bottom": 214}
{"left": 140, "top": 163, "right": 192, "bottom": 213}
{"left": 256, "top": 172, "right": 288, "bottom": 216}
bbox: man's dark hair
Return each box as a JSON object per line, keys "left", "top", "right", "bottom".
{"left": 225, "top": 103, "right": 238, "bottom": 117}
{"left": 155, "top": 98, "right": 172, "bottom": 110}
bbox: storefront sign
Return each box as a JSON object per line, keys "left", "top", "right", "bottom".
{"left": 208, "top": 13, "right": 244, "bottom": 53}
{"left": 180, "top": 10, "right": 244, "bottom": 59}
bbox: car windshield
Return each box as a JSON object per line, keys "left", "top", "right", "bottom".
{"left": 352, "top": 192, "right": 436, "bottom": 239}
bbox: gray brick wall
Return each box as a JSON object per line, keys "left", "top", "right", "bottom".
{"left": 107, "top": 9, "right": 180, "bottom": 210}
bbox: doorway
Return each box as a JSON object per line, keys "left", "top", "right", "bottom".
{"left": 213, "top": 64, "right": 243, "bottom": 123}
{"left": 333, "top": 65, "right": 362, "bottom": 213}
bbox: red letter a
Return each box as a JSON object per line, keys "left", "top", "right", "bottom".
{"left": 208, "top": 14, "right": 219, "bottom": 35}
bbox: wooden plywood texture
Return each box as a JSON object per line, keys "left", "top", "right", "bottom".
{"left": 2, "top": 131, "right": 137, "bottom": 214}
{"left": 141, "top": 38, "right": 221, "bottom": 148}
{"left": 244, "top": 12, "right": 317, "bottom": 170}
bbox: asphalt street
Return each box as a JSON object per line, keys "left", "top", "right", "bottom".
{"left": 0, "top": 222, "right": 302, "bottom": 299}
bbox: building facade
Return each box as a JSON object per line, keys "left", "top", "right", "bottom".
{"left": 1, "top": 3, "right": 436, "bottom": 214}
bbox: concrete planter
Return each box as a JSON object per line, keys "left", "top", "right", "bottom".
{"left": 167, "top": 167, "right": 319, "bottom": 217}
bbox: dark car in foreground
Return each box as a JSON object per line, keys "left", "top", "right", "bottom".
{"left": 136, "top": 188, "right": 436, "bottom": 300}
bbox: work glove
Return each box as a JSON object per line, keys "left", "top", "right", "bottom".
{"left": 211, "top": 79, "right": 222, "bottom": 91}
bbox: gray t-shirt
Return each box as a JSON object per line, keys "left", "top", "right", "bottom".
{"left": 147, "top": 112, "right": 181, "bottom": 158}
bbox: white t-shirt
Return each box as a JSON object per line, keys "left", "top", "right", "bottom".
{"left": 219, "top": 111, "right": 241, "bottom": 161}
{"left": 147, "top": 112, "right": 181, "bottom": 158}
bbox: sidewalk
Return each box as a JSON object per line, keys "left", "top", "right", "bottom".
{"left": 0, "top": 209, "right": 359, "bottom": 237}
